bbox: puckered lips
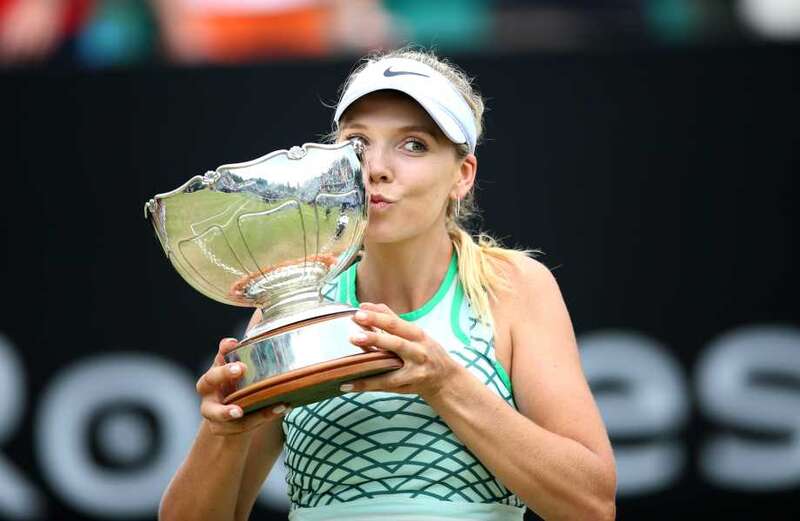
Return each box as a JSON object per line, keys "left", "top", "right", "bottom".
{"left": 369, "top": 193, "right": 394, "bottom": 211}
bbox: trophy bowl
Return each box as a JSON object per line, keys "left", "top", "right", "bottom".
{"left": 145, "top": 141, "right": 402, "bottom": 414}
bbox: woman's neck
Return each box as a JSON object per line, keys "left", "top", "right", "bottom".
{"left": 357, "top": 226, "right": 453, "bottom": 315}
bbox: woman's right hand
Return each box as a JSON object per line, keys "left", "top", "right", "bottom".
{"left": 196, "top": 337, "right": 289, "bottom": 436}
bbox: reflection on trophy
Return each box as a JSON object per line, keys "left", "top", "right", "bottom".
{"left": 145, "top": 141, "right": 402, "bottom": 414}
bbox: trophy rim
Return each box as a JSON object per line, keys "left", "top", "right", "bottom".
{"left": 144, "top": 140, "right": 361, "bottom": 218}
{"left": 215, "top": 140, "right": 359, "bottom": 174}
{"left": 244, "top": 302, "right": 356, "bottom": 341}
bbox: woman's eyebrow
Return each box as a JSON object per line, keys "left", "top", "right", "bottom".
{"left": 340, "top": 122, "right": 439, "bottom": 140}
{"left": 340, "top": 122, "right": 367, "bottom": 130}
{"left": 397, "top": 124, "right": 438, "bottom": 137}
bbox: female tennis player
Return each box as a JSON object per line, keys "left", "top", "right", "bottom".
{"left": 159, "top": 49, "right": 617, "bottom": 521}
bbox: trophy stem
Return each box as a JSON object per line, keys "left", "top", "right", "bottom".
{"left": 243, "top": 287, "right": 351, "bottom": 342}
{"left": 259, "top": 287, "right": 323, "bottom": 322}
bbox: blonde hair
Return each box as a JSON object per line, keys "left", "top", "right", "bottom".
{"left": 334, "top": 47, "right": 541, "bottom": 326}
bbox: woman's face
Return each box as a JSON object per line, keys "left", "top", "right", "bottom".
{"left": 338, "top": 91, "right": 465, "bottom": 245}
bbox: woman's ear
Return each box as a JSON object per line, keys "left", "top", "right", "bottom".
{"left": 452, "top": 153, "right": 477, "bottom": 199}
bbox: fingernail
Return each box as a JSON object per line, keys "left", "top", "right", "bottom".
{"left": 228, "top": 364, "right": 241, "bottom": 375}
{"left": 340, "top": 383, "right": 354, "bottom": 392}
{"left": 229, "top": 407, "right": 243, "bottom": 419}
{"left": 272, "top": 405, "right": 287, "bottom": 414}
{"left": 355, "top": 311, "right": 368, "bottom": 320}
{"left": 351, "top": 332, "right": 368, "bottom": 342}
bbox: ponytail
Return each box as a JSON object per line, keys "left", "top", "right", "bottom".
{"left": 447, "top": 215, "right": 540, "bottom": 327}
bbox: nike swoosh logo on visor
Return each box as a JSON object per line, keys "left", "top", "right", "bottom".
{"left": 383, "top": 67, "right": 429, "bottom": 78}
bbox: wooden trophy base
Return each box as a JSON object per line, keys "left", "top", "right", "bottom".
{"left": 223, "top": 351, "right": 403, "bottom": 414}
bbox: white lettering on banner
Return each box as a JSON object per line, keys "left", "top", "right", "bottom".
{"left": 0, "top": 323, "right": 797, "bottom": 520}
{"left": 34, "top": 354, "right": 198, "bottom": 518}
{"left": 579, "top": 330, "right": 690, "bottom": 496}
{"left": 0, "top": 335, "right": 44, "bottom": 519}
{"left": 696, "top": 325, "right": 800, "bottom": 490}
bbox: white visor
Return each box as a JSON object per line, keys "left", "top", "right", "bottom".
{"left": 333, "top": 57, "right": 477, "bottom": 153}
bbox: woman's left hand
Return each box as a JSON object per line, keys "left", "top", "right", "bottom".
{"left": 343, "top": 302, "right": 460, "bottom": 400}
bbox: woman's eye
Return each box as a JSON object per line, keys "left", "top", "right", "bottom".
{"left": 402, "top": 139, "right": 427, "bottom": 153}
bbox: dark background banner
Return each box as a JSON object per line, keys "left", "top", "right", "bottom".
{"left": 1, "top": 45, "right": 798, "bottom": 520}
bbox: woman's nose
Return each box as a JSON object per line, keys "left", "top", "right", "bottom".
{"left": 365, "top": 147, "right": 393, "bottom": 185}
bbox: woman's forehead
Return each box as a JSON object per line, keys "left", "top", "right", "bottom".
{"left": 339, "top": 91, "right": 442, "bottom": 137}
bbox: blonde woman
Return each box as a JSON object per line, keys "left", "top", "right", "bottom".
{"left": 160, "top": 49, "right": 617, "bottom": 521}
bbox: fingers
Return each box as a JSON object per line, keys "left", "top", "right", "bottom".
{"left": 198, "top": 337, "right": 291, "bottom": 436}
{"left": 204, "top": 402, "right": 292, "bottom": 436}
{"left": 196, "top": 361, "right": 245, "bottom": 396}
{"left": 213, "top": 337, "right": 239, "bottom": 366}
{"left": 219, "top": 337, "right": 240, "bottom": 356}
{"left": 353, "top": 304, "right": 424, "bottom": 342}
{"left": 201, "top": 398, "right": 289, "bottom": 423}
{"left": 359, "top": 302, "right": 394, "bottom": 315}
{"left": 347, "top": 303, "right": 454, "bottom": 397}
{"left": 350, "top": 329, "right": 422, "bottom": 362}
{"left": 201, "top": 395, "right": 246, "bottom": 422}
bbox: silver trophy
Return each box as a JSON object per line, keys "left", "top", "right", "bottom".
{"left": 145, "top": 141, "right": 401, "bottom": 414}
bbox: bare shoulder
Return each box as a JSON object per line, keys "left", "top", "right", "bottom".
{"left": 487, "top": 252, "right": 565, "bottom": 369}
{"left": 507, "top": 252, "right": 555, "bottom": 284}
{"left": 490, "top": 252, "right": 561, "bottom": 317}
{"left": 491, "top": 251, "right": 575, "bottom": 355}
{"left": 493, "top": 252, "right": 578, "bottom": 368}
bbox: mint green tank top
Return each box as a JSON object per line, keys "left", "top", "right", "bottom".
{"left": 282, "top": 254, "right": 526, "bottom": 520}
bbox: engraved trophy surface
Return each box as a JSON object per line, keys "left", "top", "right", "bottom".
{"left": 145, "top": 141, "right": 402, "bottom": 413}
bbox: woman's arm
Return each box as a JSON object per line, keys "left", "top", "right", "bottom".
{"left": 427, "top": 257, "right": 615, "bottom": 519}
{"left": 159, "top": 416, "right": 284, "bottom": 521}
{"left": 159, "top": 310, "right": 288, "bottom": 521}
{"left": 346, "top": 258, "right": 616, "bottom": 520}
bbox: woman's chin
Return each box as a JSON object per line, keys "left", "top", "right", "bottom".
{"left": 364, "top": 227, "right": 411, "bottom": 246}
